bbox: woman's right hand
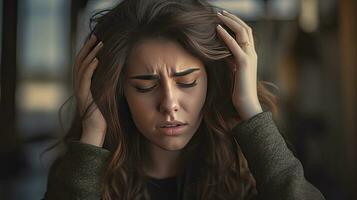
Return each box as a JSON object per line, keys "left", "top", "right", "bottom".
{"left": 74, "top": 34, "right": 106, "bottom": 147}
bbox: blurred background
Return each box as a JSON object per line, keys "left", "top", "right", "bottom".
{"left": 0, "top": 0, "right": 356, "bottom": 199}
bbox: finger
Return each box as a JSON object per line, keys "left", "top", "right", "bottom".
{"left": 78, "top": 58, "right": 98, "bottom": 103}
{"left": 76, "top": 34, "right": 97, "bottom": 64}
{"left": 222, "top": 10, "right": 254, "bottom": 46}
{"left": 216, "top": 24, "right": 245, "bottom": 60}
{"left": 217, "top": 12, "right": 251, "bottom": 52}
{"left": 78, "top": 41, "right": 103, "bottom": 79}
{"left": 74, "top": 36, "right": 98, "bottom": 93}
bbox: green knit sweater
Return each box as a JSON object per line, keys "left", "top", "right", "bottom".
{"left": 43, "top": 111, "right": 325, "bottom": 200}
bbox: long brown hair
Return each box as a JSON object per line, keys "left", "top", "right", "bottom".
{"left": 59, "top": 0, "right": 279, "bottom": 199}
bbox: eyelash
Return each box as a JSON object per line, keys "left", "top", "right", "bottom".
{"left": 135, "top": 80, "right": 198, "bottom": 93}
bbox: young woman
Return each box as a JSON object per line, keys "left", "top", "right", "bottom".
{"left": 44, "top": 0, "right": 326, "bottom": 199}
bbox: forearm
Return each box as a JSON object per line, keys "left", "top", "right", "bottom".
{"left": 232, "top": 112, "right": 325, "bottom": 200}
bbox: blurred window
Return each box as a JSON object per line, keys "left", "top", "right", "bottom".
{"left": 17, "top": 0, "right": 70, "bottom": 138}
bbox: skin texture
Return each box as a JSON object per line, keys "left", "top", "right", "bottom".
{"left": 74, "top": 35, "right": 107, "bottom": 147}
{"left": 123, "top": 39, "right": 207, "bottom": 178}
{"left": 216, "top": 10, "right": 263, "bottom": 120}
{"left": 74, "top": 10, "right": 263, "bottom": 178}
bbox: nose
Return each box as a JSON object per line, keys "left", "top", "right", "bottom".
{"left": 158, "top": 81, "right": 179, "bottom": 115}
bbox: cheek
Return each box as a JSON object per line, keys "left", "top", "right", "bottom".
{"left": 183, "top": 79, "right": 207, "bottom": 114}
{"left": 124, "top": 90, "right": 156, "bottom": 129}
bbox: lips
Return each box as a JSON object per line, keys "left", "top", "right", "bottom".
{"left": 159, "top": 123, "right": 187, "bottom": 136}
{"left": 161, "top": 124, "right": 181, "bottom": 128}
{"left": 157, "top": 120, "right": 188, "bottom": 136}
{"left": 159, "top": 120, "right": 187, "bottom": 128}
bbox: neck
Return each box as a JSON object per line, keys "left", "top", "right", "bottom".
{"left": 144, "top": 142, "right": 184, "bottom": 179}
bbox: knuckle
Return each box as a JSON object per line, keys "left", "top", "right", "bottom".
{"left": 237, "top": 26, "right": 246, "bottom": 34}
{"left": 248, "top": 29, "right": 253, "bottom": 35}
{"left": 242, "top": 30, "right": 249, "bottom": 38}
{"left": 247, "top": 27, "right": 252, "bottom": 33}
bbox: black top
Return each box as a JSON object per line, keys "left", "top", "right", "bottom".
{"left": 147, "top": 176, "right": 179, "bottom": 200}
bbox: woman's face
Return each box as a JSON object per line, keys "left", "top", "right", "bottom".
{"left": 123, "top": 39, "right": 207, "bottom": 151}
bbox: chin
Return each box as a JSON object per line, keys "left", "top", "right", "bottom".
{"left": 156, "top": 139, "right": 190, "bottom": 151}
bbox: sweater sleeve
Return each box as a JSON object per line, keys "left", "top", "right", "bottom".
{"left": 44, "top": 141, "right": 111, "bottom": 200}
{"left": 232, "top": 111, "right": 325, "bottom": 200}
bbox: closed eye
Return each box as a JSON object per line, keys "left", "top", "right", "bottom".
{"left": 177, "top": 80, "right": 197, "bottom": 88}
{"left": 135, "top": 80, "right": 198, "bottom": 93}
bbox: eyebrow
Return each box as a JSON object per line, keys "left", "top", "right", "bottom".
{"left": 129, "top": 68, "right": 200, "bottom": 80}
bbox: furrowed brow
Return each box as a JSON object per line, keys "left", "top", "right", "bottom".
{"left": 173, "top": 68, "right": 200, "bottom": 77}
{"left": 129, "top": 68, "right": 200, "bottom": 80}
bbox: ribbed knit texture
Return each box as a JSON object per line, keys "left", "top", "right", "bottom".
{"left": 44, "top": 141, "right": 110, "bottom": 200}
{"left": 232, "top": 111, "right": 325, "bottom": 200}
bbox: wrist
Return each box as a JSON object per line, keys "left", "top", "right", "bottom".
{"left": 234, "top": 99, "right": 263, "bottom": 121}
{"left": 80, "top": 129, "right": 106, "bottom": 147}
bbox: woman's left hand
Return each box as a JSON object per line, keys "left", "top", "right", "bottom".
{"left": 216, "top": 10, "right": 263, "bottom": 120}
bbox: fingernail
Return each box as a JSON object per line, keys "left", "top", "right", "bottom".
{"left": 217, "top": 25, "right": 225, "bottom": 31}
{"left": 217, "top": 11, "right": 223, "bottom": 16}
{"left": 222, "top": 10, "right": 229, "bottom": 15}
{"left": 97, "top": 41, "right": 103, "bottom": 47}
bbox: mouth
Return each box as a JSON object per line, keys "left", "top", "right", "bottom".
{"left": 159, "top": 124, "right": 186, "bottom": 128}
{"left": 158, "top": 120, "right": 187, "bottom": 128}
{"left": 158, "top": 124, "right": 187, "bottom": 136}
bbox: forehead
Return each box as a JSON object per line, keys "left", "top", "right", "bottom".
{"left": 125, "top": 39, "right": 204, "bottom": 73}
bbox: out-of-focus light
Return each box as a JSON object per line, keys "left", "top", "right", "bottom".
{"left": 210, "top": 0, "right": 264, "bottom": 20}
{"left": 299, "top": 0, "right": 319, "bottom": 32}
{"left": 17, "top": 81, "right": 66, "bottom": 112}
{"left": 17, "top": 0, "right": 70, "bottom": 75}
{"left": 268, "top": 0, "right": 299, "bottom": 20}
